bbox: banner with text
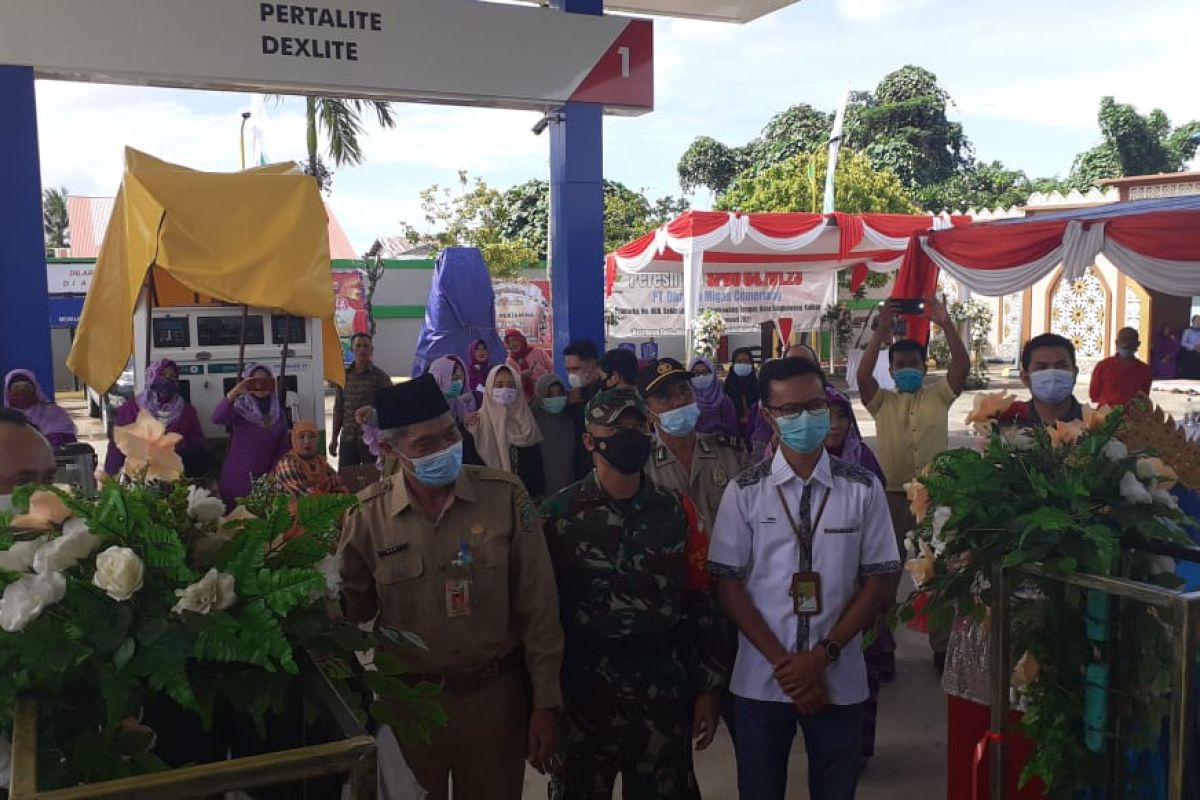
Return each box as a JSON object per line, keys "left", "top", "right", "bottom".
{"left": 606, "top": 270, "right": 835, "bottom": 338}
{"left": 494, "top": 280, "right": 553, "bottom": 349}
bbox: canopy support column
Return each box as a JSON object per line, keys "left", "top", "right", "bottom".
{"left": 0, "top": 66, "right": 54, "bottom": 396}
{"left": 683, "top": 250, "right": 703, "bottom": 359}
{"left": 549, "top": 0, "right": 605, "bottom": 374}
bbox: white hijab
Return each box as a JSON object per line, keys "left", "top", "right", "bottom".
{"left": 471, "top": 364, "right": 543, "bottom": 472}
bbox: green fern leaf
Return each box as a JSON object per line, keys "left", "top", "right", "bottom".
{"left": 294, "top": 493, "right": 358, "bottom": 534}
{"left": 253, "top": 567, "right": 324, "bottom": 616}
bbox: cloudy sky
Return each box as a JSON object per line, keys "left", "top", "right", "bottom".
{"left": 33, "top": 0, "right": 1200, "bottom": 253}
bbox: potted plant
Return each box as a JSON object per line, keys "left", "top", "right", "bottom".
{"left": 900, "top": 396, "right": 1194, "bottom": 796}
{"left": 0, "top": 411, "right": 445, "bottom": 797}
{"left": 691, "top": 309, "right": 726, "bottom": 362}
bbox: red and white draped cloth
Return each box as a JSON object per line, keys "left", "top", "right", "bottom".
{"left": 606, "top": 210, "right": 967, "bottom": 342}
{"left": 892, "top": 196, "right": 1200, "bottom": 341}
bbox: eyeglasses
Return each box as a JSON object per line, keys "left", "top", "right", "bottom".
{"left": 764, "top": 400, "right": 829, "bottom": 417}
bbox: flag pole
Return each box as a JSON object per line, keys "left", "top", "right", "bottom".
{"left": 822, "top": 84, "right": 850, "bottom": 215}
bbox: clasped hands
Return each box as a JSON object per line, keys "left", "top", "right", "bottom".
{"left": 772, "top": 650, "right": 829, "bottom": 715}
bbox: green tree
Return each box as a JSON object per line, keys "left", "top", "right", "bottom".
{"left": 271, "top": 96, "right": 397, "bottom": 191}
{"left": 845, "top": 65, "right": 970, "bottom": 191}
{"left": 403, "top": 171, "right": 537, "bottom": 280}
{"left": 717, "top": 149, "right": 916, "bottom": 215}
{"left": 496, "top": 179, "right": 687, "bottom": 259}
{"left": 746, "top": 103, "right": 834, "bottom": 176}
{"left": 676, "top": 136, "right": 750, "bottom": 196}
{"left": 1066, "top": 96, "right": 1200, "bottom": 190}
{"left": 42, "top": 186, "right": 69, "bottom": 252}
{"left": 918, "top": 160, "right": 1034, "bottom": 212}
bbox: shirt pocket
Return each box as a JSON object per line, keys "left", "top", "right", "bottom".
{"left": 376, "top": 551, "right": 433, "bottom": 623}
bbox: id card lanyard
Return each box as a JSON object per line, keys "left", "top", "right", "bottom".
{"left": 777, "top": 483, "right": 831, "bottom": 624}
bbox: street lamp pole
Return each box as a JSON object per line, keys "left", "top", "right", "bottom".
{"left": 239, "top": 111, "right": 251, "bottom": 169}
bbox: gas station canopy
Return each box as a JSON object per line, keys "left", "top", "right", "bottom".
{"left": 522, "top": 0, "right": 801, "bottom": 23}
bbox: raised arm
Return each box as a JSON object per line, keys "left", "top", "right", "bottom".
{"left": 929, "top": 297, "right": 970, "bottom": 396}
{"left": 857, "top": 302, "right": 895, "bottom": 408}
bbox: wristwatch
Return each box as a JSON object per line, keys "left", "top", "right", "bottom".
{"left": 817, "top": 639, "right": 842, "bottom": 663}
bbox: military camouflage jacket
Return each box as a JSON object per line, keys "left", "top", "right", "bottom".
{"left": 539, "top": 472, "right": 727, "bottom": 695}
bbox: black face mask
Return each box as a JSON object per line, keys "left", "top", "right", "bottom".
{"left": 592, "top": 429, "right": 652, "bottom": 475}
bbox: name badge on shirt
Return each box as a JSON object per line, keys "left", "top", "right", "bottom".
{"left": 445, "top": 578, "right": 472, "bottom": 618}
{"left": 790, "top": 571, "right": 822, "bottom": 617}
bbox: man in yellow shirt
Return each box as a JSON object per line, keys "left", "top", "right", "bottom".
{"left": 857, "top": 297, "right": 967, "bottom": 670}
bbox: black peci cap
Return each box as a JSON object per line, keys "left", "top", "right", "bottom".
{"left": 375, "top": 374, "right": 449, "bottom": 429}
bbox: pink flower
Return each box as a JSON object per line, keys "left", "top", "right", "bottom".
{"left": 113, "top": 410, "right": 183, "bottom": 482}
{"left": 1048, "top": 420, "right": 1085, "bottom": 449}
{"left": 10, "top": 491, "right": 72, "bottom": 531}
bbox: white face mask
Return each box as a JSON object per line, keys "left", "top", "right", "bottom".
{"left": 567, "top": 373, "right": 585, "bottom": 389}
{"left": 492, "top": 387, "right": 520, "bottom": 406}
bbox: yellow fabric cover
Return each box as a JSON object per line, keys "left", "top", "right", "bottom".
{"left": 67, "top": 148, "right": 342, "bottom": 390}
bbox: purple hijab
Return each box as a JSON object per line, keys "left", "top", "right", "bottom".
{"left": 137, "top": 358, "right": 187, "bottom": 427}
{"left": 3, "top": 369, "right": 77, "bottom": 446}
{"left": 825, "top": 387, "right": 884, "bottom": 483}
{"left": 232, "top": 363, "right": 283, "bottom": 427}
{"left": 689, "top": 356, "right": 724, "bottom": 412}
{"left": 690, "top": 356, "right": 739, "bottom": 437}
{"left": 428, "top": 355, "right": 477, "bottom": 422}
{"left": 466, "top": 338, "right": 492, "bottom": 402}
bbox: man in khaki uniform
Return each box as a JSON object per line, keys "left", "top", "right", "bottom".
{"left": 339, "top": 374, "right": 564, "bottom": 800}
{"left": 639, "top": 358, "right": 746, "bottom": 534}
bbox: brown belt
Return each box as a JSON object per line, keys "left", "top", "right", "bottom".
{"left": 408, "top": 650, "right": 523, "bottom": 696}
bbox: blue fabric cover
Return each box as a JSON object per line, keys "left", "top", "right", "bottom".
{"left": 411, "top": 247, "right": 505, "bottom": 377}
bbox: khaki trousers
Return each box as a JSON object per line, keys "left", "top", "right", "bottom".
{"left": 400, "top": 668, "right": 529, "bottom": 800}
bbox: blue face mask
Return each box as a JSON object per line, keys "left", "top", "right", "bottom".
{"left": 893, "top": 368, "right": 925, "bottom": 394}
{"left": 691, "top": 374, "right": 714, "bottom": 391}
{"left": 445, "top": 380, "right": 464, "bottom": 399}
{"left": 732, "top": 363, "right": 753, "bottom": 378}
{"left": 657, "top": 402, "right": 700, "bottom": 437}
{"left": 541, "top": 396, "right": 568, "bottom": 415}
{"left": 777, "top": 409, "right": 831, "bottom": 454}
{"left": 1029, "top": 368, "right": 1076, "bottom": 404}
{"left": 408, "top": 441, "right": 464, "bottom": 487}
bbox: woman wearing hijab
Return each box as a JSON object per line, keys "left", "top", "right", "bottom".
{"left": 4, "top": 369, "right": 77, "bottom": 447}
{"left": 531, "top": 373, "right": 576, "bottom": 498}
{"left": 1152, "top": 323, "right": 1181, "bottom": 379}
{"left": 722, "top": 348, "right": 759, "bottom": 446}
{"left": 467, "top": 364, "right": 545, "bottom": 495}
{"left": 824, "top": 386, "right": 894, "bottom": 768}
{"left": 106, "top": 359, "right": 209, "bottom": 477}
{"left": 213, "top": 363, "right": 291, "bottom": 508}
{"left": 689, "top": 356, "right": 738, "bottom": 437}
{"left": 503, "top": 328, "right": 553, "bottom": 402}
{"left": 466, "top": 338, "right": 493, "bottom": 407}
{"left": 428, "top": 355, "right": 477, "bottom": 423}
{"left": 272, "top": 420, "right": 346, "bottom": 497}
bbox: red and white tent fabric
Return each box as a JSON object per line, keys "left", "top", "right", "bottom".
{"left": 606, "top": 210, "right": 968, "bottom": 343}
{"left": 894, "top": 196, "right": 1200, "bottom": 300}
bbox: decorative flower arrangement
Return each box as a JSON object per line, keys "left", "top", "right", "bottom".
{"left": 0, "top": 411, "right": 445, "bottom": 790}
{"left": 900, "top": 394, "right": 1194, "bottom": 795}
{"left": 691, "top": 308, "right": 726, "bottom": 360}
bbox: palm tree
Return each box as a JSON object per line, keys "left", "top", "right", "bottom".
{"left": 42, "top": 186, "right": 69, "bottom": 252}
{"left": 271, "top": 96, "right": 397, "bottom": 185}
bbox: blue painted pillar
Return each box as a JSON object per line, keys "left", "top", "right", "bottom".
{"left": 0, "top": 67, "right": 53, "bottom": 397}
{"left": 549, "top": 0, "right": 606, "bottom": 374}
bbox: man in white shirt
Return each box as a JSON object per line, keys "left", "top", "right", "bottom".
{"left": 708, "top": 357, "right": 900, "bottom": 800}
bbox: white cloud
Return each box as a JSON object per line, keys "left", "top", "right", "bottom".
{"left": 836, "top": 0, "right": 930, "bottom": 22}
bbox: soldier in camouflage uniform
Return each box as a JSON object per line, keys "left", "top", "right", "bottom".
{"left": 539, "top": 388, "right": 727, "bottom": 800}
{"left": 639, "top": 358, "right": 747, "bottom": 535}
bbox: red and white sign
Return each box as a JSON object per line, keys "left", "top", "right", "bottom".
{"left": 606, "top": 269, "right": 835, "bottom": 338}
{"left": 46, "top": 262, "right": 96, "bottom": 295}
{"left": 494, "top": 280, "right": 553, "bottom": 349}
{"left": 332, "top": 270, "right": 369, "bottom": 339}
{"left": 0, "top": 0, "right": 653, "bottom": 114}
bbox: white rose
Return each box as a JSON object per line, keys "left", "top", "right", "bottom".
{"left": 931, "top": 506, "right": 953, "bottom": 540}
{"left": 186, "top": 486, "right": 226, "bottom": 524}
{"left": 32, "top": 519, "right": 99, "bottom": 575}
{"left": 0, "top": 537, "right": 46, "bottom": 573}
{"left": 172, "top": 568, "right": 236, "bottom": 615}
{"left": 1152, "top": 488, "right": 1179, "bottom": 510}
{"left": 1000, "top": 428, "right": 1035, "bottom": 451}
{"left": 315, "top": 554, "right": 342, "bottom": 599}
{"left": 93, "top": 547, "right": 145, "bottom": 601}
{"left": 1103, "top": 439, "right": 1129, "bottom": 463}
{"left": 0, "top": 572, "right": 67, "bottom": 632}
{"left": 1119, "top": 472, "right": 1152, "bottom": 505}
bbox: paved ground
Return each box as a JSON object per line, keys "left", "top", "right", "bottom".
{"left": 60, "top": 370, "right": 1200, "bottom": 799}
